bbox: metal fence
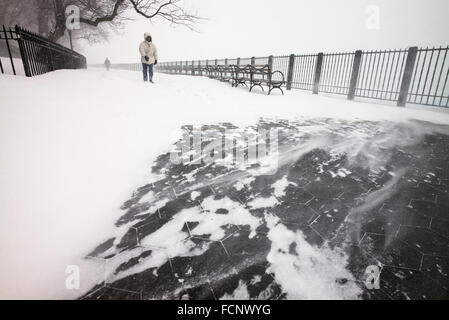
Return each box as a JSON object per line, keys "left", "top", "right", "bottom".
{"left": 150, "top": 46, "right": 449, "bottom": 108}
{"left": 0, "top": 25, "right": 86, "bottom": 77}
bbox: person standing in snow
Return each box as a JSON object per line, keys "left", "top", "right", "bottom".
{"left": 104, "top": 58, "right": 111, "bottom": 71}
{"left": 139, "top": 32, "right": 158, "bottom": 83}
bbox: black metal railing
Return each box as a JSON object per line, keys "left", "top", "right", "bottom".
{"left": 88, "top": 45, "right": 449, "bottom": 108}
{"left": 0, "top": 25, "right": 87, "bottom": 77}
{"left": 0, "top": 25, "right": 21, "bottom": 75}
{"left": 150, "top": 46, "right": 448, "bottom": 108}
{"left": 408, "top": 47, "right": 449, "bottom": 107}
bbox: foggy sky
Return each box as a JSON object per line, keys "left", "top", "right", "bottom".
{"left": 80, "top": 0, "right": 449, "bottom": 64}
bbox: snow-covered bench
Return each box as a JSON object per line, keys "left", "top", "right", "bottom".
{"left": 192, "top": 64, "right": 207, "bottom": 76}
{"left": 159, "top": 62, "right": 285, "bottom": 95}
{"left": 206, "top": 65, "right": 220, "bottom": 79}
{"left": 218, "top": 65, "right": 234, "bottom": 82}
{"left": 232, "top": 64, "right": 285, "bottom": 95}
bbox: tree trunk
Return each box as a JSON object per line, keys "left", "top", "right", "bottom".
{"left": 37, "top": 1, "right": 52, "bottom": 37}
{"left": 48, "top": 0, "right": 68, "bottom": 42}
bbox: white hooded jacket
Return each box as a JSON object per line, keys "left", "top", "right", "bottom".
{"left": 139, "top": 32, "right": 158, "bottom": 65}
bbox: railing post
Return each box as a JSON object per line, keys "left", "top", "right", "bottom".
{"left": 237, "top": 57, "right": 240, "bottom": 66}
{"left": 348, "top": 50, "right": 362, "bottom": 100}
{"left": 215, "top": 59, "right": 218, "bottom": 65}
{"left": 251, "top": 56, "right": 255, "bottom": 65}
{"left": 268, "top": 55, "right": 273, "bottom": 70}
{"left": 286, "top": 54, "right": 295, "bottom": 90}
{"left": 225, "top": 58, "right": 228, "bottom": 66}
{"left": 397, "top": 46, "right": 418, "bottom": 107}
{"left": 313, "top": 53, "right": 324, "bottom": 94}
{"left": 3, "top": 25, "right": 16, "bottom": 75}
{"left": 192, "top": 60, "right": 195, "bottom": 76}
{"left": 15, "top": 25, "right": 31, "bottom": 77}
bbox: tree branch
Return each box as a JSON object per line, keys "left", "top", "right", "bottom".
{"left": 127, "top": 0, "right": 202, "bottom": 31}
{"left": 79, "top": 0, "right": 125, "bottom": 26}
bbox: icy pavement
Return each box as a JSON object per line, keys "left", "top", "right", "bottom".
{"left": 82, "top": 118, "right": 449, "bottom": 300}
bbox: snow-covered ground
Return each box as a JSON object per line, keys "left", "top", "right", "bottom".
{"left": 0, "top": 69, "right": 448, "bottom": 300}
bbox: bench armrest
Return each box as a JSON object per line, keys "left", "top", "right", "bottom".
{"left": 270, "top": 70, "right": 285, "bottom": 84}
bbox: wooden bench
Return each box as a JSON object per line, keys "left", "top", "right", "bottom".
{"left": 182, "top": 64, "right": 191, "bottom": 75}
{"left": 194, "top": 65, "right": 208, "bottom": 76}
{"left": 250, "top": 64, "right": 285, "bottom": 95}
{"left": 232, "top": 65, "right": 251, "bottom": 88}
{"left": 218, "top": 65, "right": 234, "bottom": 82}
{"left": 231, "top": 64, "right": 285, "bottom": 95}
{"left": 206, "top": 65, "right": 220, "bottom": 79}
{"left": 191, "top": 64, "right": 202, "bottom": 76}
{"left": 158, "top": 62, "right": 285, "bottom": 95}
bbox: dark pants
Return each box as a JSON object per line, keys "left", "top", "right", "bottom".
{"left": 142, "top": 63, "right": 154, "bottom": 81}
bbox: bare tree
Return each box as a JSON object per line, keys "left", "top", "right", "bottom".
{"left": 128, "top": 0, "right": 201, "bottom": 30}
{"left": 0, "top": 0, "right": 202, "bottom": 43}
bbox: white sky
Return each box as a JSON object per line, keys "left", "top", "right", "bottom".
{"left": 80, "top": 0, "right": 449, "bottom": 64}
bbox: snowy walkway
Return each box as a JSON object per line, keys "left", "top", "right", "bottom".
{"left": 1, "top": 69, "right": 449, "bottom": 299}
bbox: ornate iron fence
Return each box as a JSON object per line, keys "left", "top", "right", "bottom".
{"left": 0, "top": 25, "right": 86, "bottom": 77}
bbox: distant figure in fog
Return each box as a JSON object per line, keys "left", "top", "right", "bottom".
{"left": 139, "top": 32, "right": 158, "bottom": 83}
{"left": 104, "top": 58, "right": 111, "bottom": 71}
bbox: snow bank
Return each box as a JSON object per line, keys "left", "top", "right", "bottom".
{"left": 0, "top": 69, "right": 448, "bottom": 299}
